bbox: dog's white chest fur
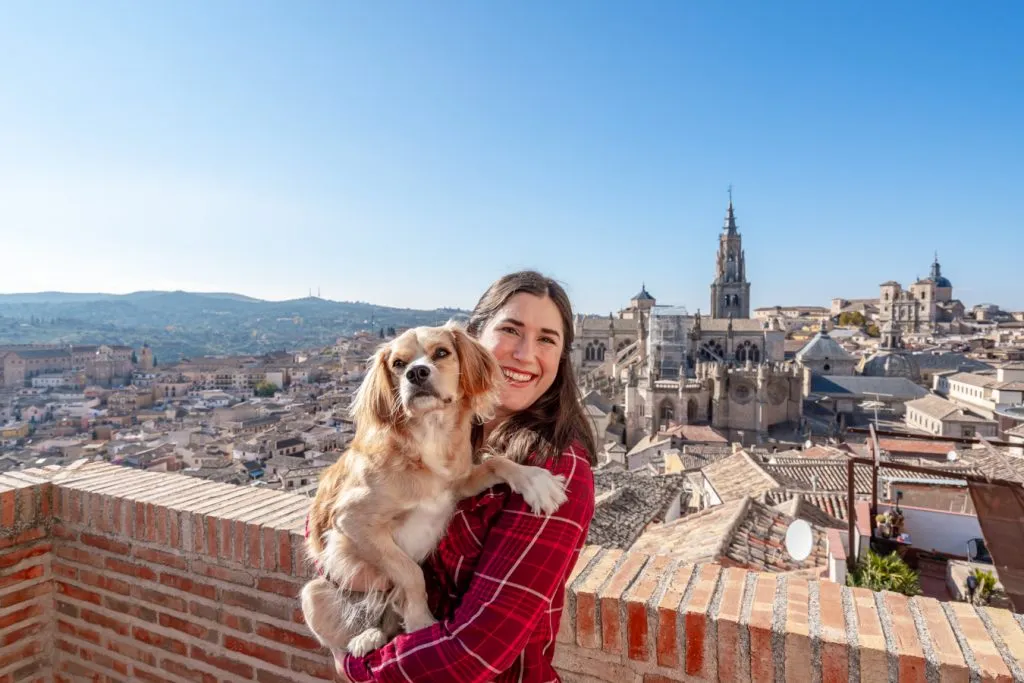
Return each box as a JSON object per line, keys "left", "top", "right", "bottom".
{"left": 393, "top": 492, "right": 456, "bottom": 563}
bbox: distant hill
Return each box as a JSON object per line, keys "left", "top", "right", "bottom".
{"left": 0, "top": 290, "right": 465, "bottom": 362}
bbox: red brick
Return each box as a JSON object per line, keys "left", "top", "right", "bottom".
{"left": 0, "top": 603, "right": 44, "bottom": 631}
{"left": 39, "top": 485, "right": 51, "bottom": 519}
{"left": 104, "top": 557, "right": 157, "bottom": 581}
{"left": 599, "top": 553, "right": 647, "bottom": 654}
{"left": 277, "top": 528, "right": 294, "bottom": 575}
{"left": 948, "top": 602, "right": 1013, "bottom": 683}
{"left": 49, "top": 524, "right": 76, "bottom": 541}
{"left": 747, "top": 572, "right": 776, "bottom": 682}
{"left": 169, "top": 508, "right": 182, "bottom": 548}
{"left": 78, "top": 568, "right": 132, "bottom": 596}
{"left": 258, "top": 670, "right": 299, "bottom": 683}
{"left": 2, "top": 582, "right": 51, "bottom": 608}
{"left": 132, "top": 625, "right": 188, "bottom": 656}
{"left": 188, "top": 600, "right": 219, "bottom": 623}
{"left": 159, "top": 612, "right": 216, "bottom": 642}
{"left": 222, "top": 588, "right": 292, "bottom": 621}
{"left": 135, "top": 586, "right": 187, "bottom": 613}
{"left": 81, "top": 607, "right": 131, "bottom": 636}
{"left": 52, "top": 562, "right": 77, "bottom": 581}
{"left": 623, "top": 555, "right": 672, "bottom": 662}
{"left": 0, "top": 543, "right": 50, "bottom": 570}
{"left": 656, "top": 563, "right": 694, "bottom": 669}
{"left": 57, "top": 619, "right": 102, "bottom": 646}
{"left": 246, "top": 522, "right": 262, "bottom": 568}
{"left": 205, "top": 515, "right": 219, "bottom": 557}
{"left": 0, "top": 641, "right": 41, "bottom": 670}
{"left": 1, "top": 621, "right": 43, "bottom": 647}
{"left": 79, "top": 642, "right": 130, "bottom": 676}
{"left": 106, "top": 638, "right": 157, "bottom": 668}
{"left": 0, "top": 527, "right": 46, "bottom": 550}
{"left": 192, "top": 559, "right": 254, "bottom": 587}
{"left": 257, "top": 575, "right": 304, "bottom": 598}
{"left": 160, "top": 658, "right": 218, "bottom": 683}
{"left": 54, "top": 544, "right": 105, "bottom": 569}
{"left": 159, "top": 572, "right": 217, "bottom": 600}
{"left": 191, "top": 645, "right": 255, "bottom": 679}
{"left": 262, "top": 525, "right": 277, "bottom": 571}
{"left": 55, "top": 581, "right": 101, "bottom": 606}
{"left": 0, "top": 564, "right": 44, "bottom": 590}
{"left": 133, "top": 668, "right": 168, "bottom": 683}
{"left": 132, "top": 545, "right": 187, "bottom": 571}
{"left": 256, "top": 622, "right": 322, "bottom": 651}
{"left": 154, "top": 505, "right": 168, "bottom": 546}
{"left": 683, "top": 563, "right": 721, "bottom": 678}
{"left": 225, "top": 634, "right": 288, "bottom": 667}
{"left": 883, "top": 592, "right": 927, "bottom": 683}
{"left": 80, "top": 532, "right": 130, "bottom": 556}
{"left": 0, "top": 491, "right": 15, "bottom": 529}
{"left": 292, "top": 654, "right": 335, "bottom": 680}
{"left": 715, "top": 568, "right": 747, "bottom": 683}
{"left": 221, "top": 611, "right": 254, "bottom": 634}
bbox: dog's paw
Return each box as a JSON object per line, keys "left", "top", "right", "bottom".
{"left": 517, "top": 468, "right": 567, "bottom": 515}
{"left": 347, "top": 628, "right": 388, "bottom": 657}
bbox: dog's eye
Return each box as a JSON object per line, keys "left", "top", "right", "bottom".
{"left": 391, "top": 358, "right": 407, "bottom": 369}
{"left": 433, "top": 348, "right": 450, "bottom": 360}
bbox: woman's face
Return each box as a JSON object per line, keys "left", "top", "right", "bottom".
{"left": 478, "top": 293, "right": 564, "bottom": 416}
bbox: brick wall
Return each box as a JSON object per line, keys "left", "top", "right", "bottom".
{"left": 0, "top": 475, "right": 52, "bottom": 683}
{"left": 1, "top": 462, "right": 1023, "bottom": 683}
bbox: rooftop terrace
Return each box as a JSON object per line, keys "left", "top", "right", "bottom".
{"left": 1, "top": 461, "right": 1022, "bottom": 682}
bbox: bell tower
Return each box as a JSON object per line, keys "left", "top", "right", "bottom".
{"left": 710, "top": 188, "right": 751, "bottom": 319}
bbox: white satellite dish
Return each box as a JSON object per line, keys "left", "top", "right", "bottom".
{"left": 785, "top": 519, "right": 814, "bottom": 562}
{"left": 947, "top": 450, "right": 959, "bottom": 462}
{"left": 804, "top": 439, "right": 813, "bottom": 450}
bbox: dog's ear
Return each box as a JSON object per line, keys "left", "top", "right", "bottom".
{"left": 448, "top": 324, "right": 501, "bottom": 419}
{"left": 349, "top": 343, "right": 397, "bottom": 428}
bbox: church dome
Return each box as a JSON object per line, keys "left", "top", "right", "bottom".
{"left": 795, "top": 327, "right": 854, "bottom": 363}
{"left": 927, "top": 255, "right": 952, "bottom": 288}
{"left": 859, "top": 351, "right": 921, "bottom": 382}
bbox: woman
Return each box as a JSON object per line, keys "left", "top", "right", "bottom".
{"left": 341, "top": 270, "right": 597, "bottom": 682}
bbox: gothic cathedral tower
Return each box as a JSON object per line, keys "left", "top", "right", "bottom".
{"left": 709, "top": 195, "right": 751, "bottom": 319}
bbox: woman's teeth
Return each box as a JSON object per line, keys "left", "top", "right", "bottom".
{"left": 502, "top": 368, "right": 534, "bottom": 383}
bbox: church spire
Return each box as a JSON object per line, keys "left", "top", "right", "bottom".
{"left": 723, "top": 186, "right": 738, "bottom": 235}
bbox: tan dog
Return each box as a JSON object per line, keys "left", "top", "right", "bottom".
{"left": 302, "top": 323, "right": 567, "bottom": 660}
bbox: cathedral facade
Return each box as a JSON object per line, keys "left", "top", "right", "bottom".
{"left": 877, "top": 255, "right": 965, "bottom": 334}
{"left": 573, "top": 199, "right": 802, "bottom": 447}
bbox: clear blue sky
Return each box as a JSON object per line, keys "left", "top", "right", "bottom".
{"left": 1, "top": 2, "right": 1021, "bottom": 314}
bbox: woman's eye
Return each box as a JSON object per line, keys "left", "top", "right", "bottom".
{"left": 434, "top": 348, "right": 450, "bottom": 360}
{"left": 501, "top": 326, "right": 518, "bottom": 335}
{"left": 540, "top": 336, "right": 556, "bottom": 345}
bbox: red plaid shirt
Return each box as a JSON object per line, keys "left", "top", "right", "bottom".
{"left": 343, "top": 442, "right": 594, "bottom": 682}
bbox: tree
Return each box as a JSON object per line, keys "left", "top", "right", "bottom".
{"left": 254, "top": 381, "right": 277, "bottom": 397}
{"left": 152, "top": 356, "right": 158, "bottom": 367}
{"left": 847, "top": 551, "right": 921, "bottom": 596}
{"left": 866, "top": 324, "right": 880, "bottom": 338}
{"left": 379, "top": 328, "right": 385, "bottom": 339}
{"left": 387, "top": 326, "right": 396, "bottom": 337}
{"left": 838, "top": 311, "right": 865, "bottom": 327}
{"left": 131, "top": 350, "right": 138, "bottom": 364}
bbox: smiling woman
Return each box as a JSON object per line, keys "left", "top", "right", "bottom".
{"left": 342, "top": 270, "right": 598, "bottom": 683}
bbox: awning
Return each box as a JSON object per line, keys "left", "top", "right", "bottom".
{"left": 968, "top": 480, "right": 1024, "bottom": 612}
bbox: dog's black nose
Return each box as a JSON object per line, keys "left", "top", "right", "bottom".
{"left": 406, "top": 365, "right": 430, "bottom": 385}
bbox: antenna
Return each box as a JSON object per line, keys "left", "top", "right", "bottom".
{"left": 785, "top": 519, "right": 813, "bottom": 562}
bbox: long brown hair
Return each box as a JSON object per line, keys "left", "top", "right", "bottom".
{"left": 466, "top": 271, "right": 597, "bottom": 466}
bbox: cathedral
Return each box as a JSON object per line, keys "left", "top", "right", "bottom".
{"left": 877, "top": 254, "right": 966, "bottom": 334}
{"left": 573, "top": 198, "right": 802, "bottom": 447}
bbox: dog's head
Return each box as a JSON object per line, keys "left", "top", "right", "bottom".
{"left": 350, "top": 323, "right": 501, "bottom": 429}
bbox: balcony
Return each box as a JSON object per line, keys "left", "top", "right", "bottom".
{"left": 1, "top": 462, "right": 1021, "bottom": 682}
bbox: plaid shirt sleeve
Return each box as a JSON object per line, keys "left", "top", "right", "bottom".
{"left": 344, "top": 444, "right": 594, "bottom": 683}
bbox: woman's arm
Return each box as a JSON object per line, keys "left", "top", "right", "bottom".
{"left": 343, "top": 445, "right": 594, "bottom": 683}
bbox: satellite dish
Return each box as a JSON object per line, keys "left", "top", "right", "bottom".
{"left": 804, "top": 439, "right": 813, "bottom": 450}
{"left": 785, "top": 519, "right": 814, "bottom": 561}
{"left": 947, "top": 450, "right": 959, "bottom": 462}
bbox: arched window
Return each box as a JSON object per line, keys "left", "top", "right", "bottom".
{"left": 687, "top": 398, "right": 698, "bottom": 422}
{"left": 597, "top": 343, "right": 606, "bottom": 362}
{"left": 659, "top": 400, "right": 674, "bottom": 422}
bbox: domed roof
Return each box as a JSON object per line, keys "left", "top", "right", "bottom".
{"left": 632, "top": 284, "right": 655, "bottom": 301}
{"left": 858, "top": 351, "right": 921, "bottom": 382}
{"left": 795, "top": 328, "right": 855, "bottom": 363}
{"left": 928, "top": 255, "right": 952, "bottom": 288}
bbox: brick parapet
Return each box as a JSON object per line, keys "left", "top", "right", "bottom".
{"left": 1, "top": 462, "right": 1022, "bottom": 683}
